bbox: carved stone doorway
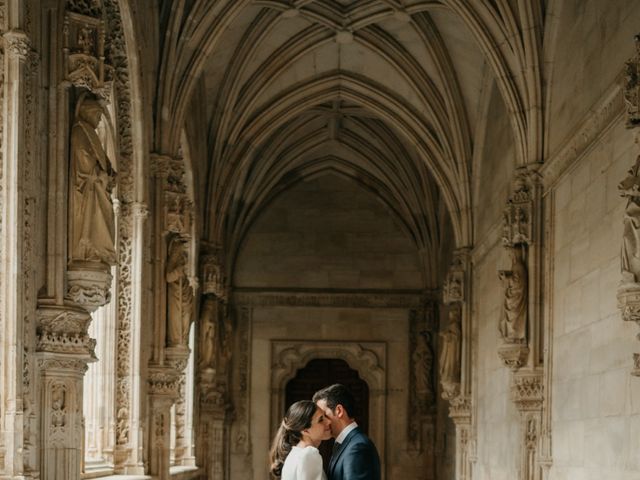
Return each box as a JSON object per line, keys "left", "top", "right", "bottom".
{"left": 284, "top": 358, "right": 370, "bottom": 472}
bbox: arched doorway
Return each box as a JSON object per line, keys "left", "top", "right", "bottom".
{"left": 284, "top": 358, "right": 369, "bottom": 471}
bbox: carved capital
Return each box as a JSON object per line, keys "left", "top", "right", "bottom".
{"left": 498, "top": 342, "right": 529, "bottom": 371}
{"left": 37, "top": 356, "right": 89, "bottom": 374}
{"left": 165, "top": 345, "right": 191, "bottom": 373}
{"left": 448, "top": 395, "right": 471, "bottom": 424}
{"left": 512, "top": 371, "right": 544, "bottom": 411}
{"left": 617, "top": 285, "right": 640, "bottom": 323}
{"left": 4, "top": 30, "right": 31, "bottom": 59}
{"left": 148, "top": 366, "right": 181, "bottom": 399}
{"left": 502, "top": 167, "right": 541, "bottom": 247}
{"left": 36, "top": 306, "right": 96, "bottom": 358}
{"left": 66, "top": 267, "right": 113, "bottom": 312}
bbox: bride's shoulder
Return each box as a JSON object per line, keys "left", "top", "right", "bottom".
{"left": 299, "top": 445, "right": 320, "bottom": 455}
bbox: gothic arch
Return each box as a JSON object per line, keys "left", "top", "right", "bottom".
{"left": 269, "top": 340, "right": 387, "bottom": 474}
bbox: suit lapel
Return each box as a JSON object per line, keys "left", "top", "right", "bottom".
{"left": 329, "top": 428, "right": 359, "bottom": 477}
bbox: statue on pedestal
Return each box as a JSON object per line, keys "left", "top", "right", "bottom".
{"left": 166, "top": 237, "right": 193, "bottom": 347}
{"left": 620, "top": 155, "right": 640, "bottom": 284}
{"left": 498, "top": 245, "right": 528, "bottom": 343}
{"left": 439, "top": 309, "right": 461, "bottom": 397}
{"left": 70, "top": 95, "right": 117, "bottom": 266}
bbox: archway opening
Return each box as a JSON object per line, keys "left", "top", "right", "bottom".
{"left": 284, "top": 358, "right": 369, "bottom": 472}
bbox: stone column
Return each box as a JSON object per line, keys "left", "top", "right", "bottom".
{"left": 0, "top": 28, "right": 33, "bottom": 477}
{"left": 148, "top": 364, "right": 182, "bottom": 480}
{"left": 441, "top": 248, "right": 474, "bottom": 480}
{"left": 35, "top": 305, "right": 97, "bottom": 480}
{"left": 196, "top": 248, "right": 232, "bottom": 480}
{"left": 198, "top": 373, "right": 232, "bottom": 480}
{"left": 512, "top": 371, "right": 544, "bottom": 480}
{"left": 449, "top": 396, "right": 472, "bottom": 480}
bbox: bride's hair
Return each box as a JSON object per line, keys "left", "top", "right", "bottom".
{"left": 269, "top": 400, "right": 317, "bottom": 478}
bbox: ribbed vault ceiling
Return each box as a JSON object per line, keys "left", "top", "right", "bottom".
{"left": 155, "top": 0, "right": 544, "bottom": 286}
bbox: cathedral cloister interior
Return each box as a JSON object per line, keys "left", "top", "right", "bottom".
{"left": 1, "top": 0, "right": 640, "bottom": 479}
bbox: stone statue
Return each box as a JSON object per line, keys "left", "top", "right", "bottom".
{"left": 198, "top": 295, "right": 218, "bottom": 371}
{"left": 439, "top": 309, "right": 461, "bottom": 394}
{"left": 624, "top": 34, "right": 640, "bottom": 127}
{"left": 70, "top": 96, "right": 117, "bottom": 266}
{"left": 412, "top": 329, "right": 434, "bottom": 410}
{"left": 619, "top": 155, "right": 640, "bottom": 284}
{"left": 166, "top": 237, "right": 193, "bottom": 347}
{"left": 498, "top": 245, "right": 528, "bottom": 343}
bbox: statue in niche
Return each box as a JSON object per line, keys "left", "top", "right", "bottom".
{"left": 624, "top": 34, "right": 640, "bottom": 127}
{"left": 412, "top": 329, "right": 434, "bottom": 410}
{"left": 198, "top": 295, "right": 219, "bottom": 372}
{"left": 70, "top": 95, "right": 117, "bottom": 266}
{"left": 166, "top": 237, "right": 193, "bottom": 347}
{"left": 51, "top": 385, "right": 66, "bottom": 428}
{"left": 498, "top": 245, "right": 528, "bottom": 343}
{"left": 439, "top": 309, "right": 462, "bottom": 394}
{"left": 619, "top": 155, "right": 640, "bottom": 284}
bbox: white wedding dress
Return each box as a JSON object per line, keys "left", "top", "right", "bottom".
{"left": 281, "top": 445, "right": 327, "bottom": 480}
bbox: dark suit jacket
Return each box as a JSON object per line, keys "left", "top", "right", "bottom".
{"left": 328, "top": 426, "right": 381, "bottom": 480}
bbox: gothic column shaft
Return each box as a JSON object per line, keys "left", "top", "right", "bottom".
{"left": 1, "top": 28, "right": 32, "bottom": 477}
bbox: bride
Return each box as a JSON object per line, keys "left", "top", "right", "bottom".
{"left": 269, "top": 400, "right": 332, "bottom": 479}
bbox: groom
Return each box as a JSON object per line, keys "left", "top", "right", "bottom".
{"left": 313, "top": 384, "right": 381, "bottom": 480}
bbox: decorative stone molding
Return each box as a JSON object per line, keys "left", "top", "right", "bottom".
{"left": 233, "top": 289, "right": 426, "bottom": 308}
{"left": 512, "top": 371, "right": 544, "bottom": 411}
{"left": 200, "top": 248, "right": 226, "bottom": 299}
{"left": 148, "top": 366, "right": 181, "bottom": 399}
{"left": 634, "top": 353, "right": 640, "bottom": 377}
{"left": 62, "top": 8, "right": 107, "bottom": 92}
{"left": 165, "top": 345, "right": 191, "bottom": 373}
{"left": 448, "top": 395, "right": 471, "bottom": 423}
{"left": 502, "top": 168, "right": 541, "bottom": 247}
{"left": 624, "top": 34, "right": 640, "bottom": 128}
{"left": 497, "top": 343, "right": 530, "bottom": 371}
{"left": 541, "top": 85, "right": 623, "bottom": 189}
{"left": 66, "top": 267, "right": 113, "bottom": 312}
{"left": 443, "top": 250, "right": 469, "bottom": 305}
{"left": 36, "top": 306, "right": 96, "bottom": 358}
{"left": 4, "top": 30, "right": 31, "bottom": 59}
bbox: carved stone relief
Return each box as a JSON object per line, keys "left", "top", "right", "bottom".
{"left": 624, "top": 34, "right": 640, "bottom": 127}
{"left": 619, "top": 33, "right": 640, "bottom": 377}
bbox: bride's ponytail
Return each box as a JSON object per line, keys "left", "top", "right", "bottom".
{"left": 268, "top": 400, "right": 317, "bottom": 478}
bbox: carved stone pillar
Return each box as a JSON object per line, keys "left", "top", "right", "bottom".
{"left": 408, "top": 298, "right": 437, "bottom": 461}
{"left": 198, "top": 374, "right": 232, "bottom": 480}
{"left": 499, "top": 168, "right": 547, "bottom": 480}
{"left": 36, "top": 305, "right": 97, "bottom": 480}
{"left": 619, "top": 34, "right": 640, "bottom": 377}
{"left": 148, "top": 365, "right": 181, "bottom": 480}
{"left": 512, "top": 371, "right": 544, "bottom": 480}
{"left": 196, "top": 247, "right": 232, "bottom": 479}
{"left": 449, "top": 396, "right": 472, "bottom": 480}
{"left": 1, "top": 27, "right": 34, "bottom": 477}
{"left": 442, "top": 248, "right": 474, "bottom": 480}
